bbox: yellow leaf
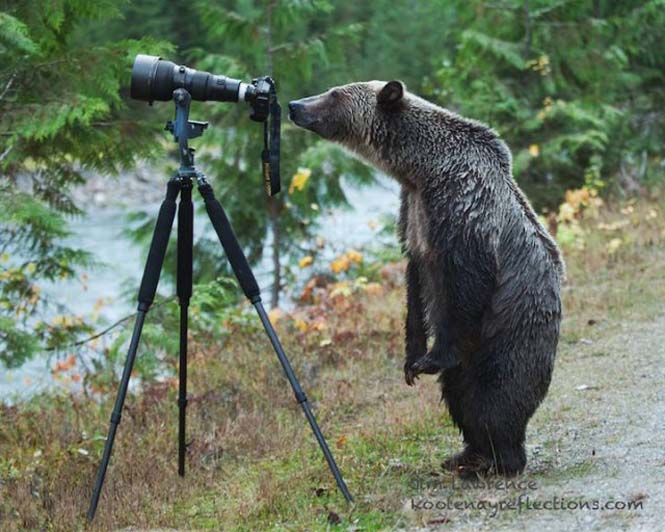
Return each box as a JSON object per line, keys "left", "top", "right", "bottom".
{"left": 294, "top": 318, "right": 309, "bottom": 333}
{"left": 558, "top": 202, "right": 576, "bottom": 223}
{"left": 330, "top": 255, "right": 350, "bottom": 274}
{"left": 528, "top": 144, "right": 540, "bottom": 157}
{"left": 288, "top": 167, "right": 311, "bottom": 194}
{"left": 345, "top": 249, "right": 363, "bottom": 264}
{"left": 268, "top": 307, "right": 284, "bottom": 323}
{"left": 25, "top": 262, "right": 37, "bottom": 275}
{"left": 299, "top": 256, "right": 313, "bottom": 268}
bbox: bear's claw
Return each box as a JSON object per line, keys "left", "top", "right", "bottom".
{"left": 405, "top": 349, "right": 459, "bottom": 385}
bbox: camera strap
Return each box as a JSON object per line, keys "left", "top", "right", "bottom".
{"left": 262, "top": 78, "right": 281, "bottom": 196}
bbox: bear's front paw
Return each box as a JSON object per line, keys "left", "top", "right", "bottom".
{"left": 404, "top": 360, "right": 419, "bottom": 386}
{"left": 410, "top": 352, "right": 445, "bottom": 375}
{"left": 405, "top": 350, "right": 459, "bottom": 385}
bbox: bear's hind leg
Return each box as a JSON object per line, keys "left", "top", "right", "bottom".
{"left": 461, "top": 397, "right": 528, "bottom": 477}
{"left": 442, "top": 446, "right": 488, "bottom": 474}
{"left": 440, "top": 367, "right": 488, "bottom": 476}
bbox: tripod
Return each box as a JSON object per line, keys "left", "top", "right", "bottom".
{"left": 86, "top": 88, "right": 353, "bottom": 521}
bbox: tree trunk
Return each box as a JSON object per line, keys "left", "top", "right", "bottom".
{"left": 265, "top": 0, "right": 281, "bottom": 309}
{"left": 524, "top": 0, "right": 531, "bottom": 57}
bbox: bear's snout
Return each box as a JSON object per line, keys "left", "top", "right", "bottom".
{"left": 288, "top": 100, "right": 305, "bottom": 122}
{"left": 288, "top": 99, "right": 313, "bottom": 128}
{"left": 288, "top": 95, "right": 323, "bottom": 131}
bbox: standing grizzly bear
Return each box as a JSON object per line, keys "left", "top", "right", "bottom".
{"left": 289, "top": 81, "right": 564, "bottom": 477}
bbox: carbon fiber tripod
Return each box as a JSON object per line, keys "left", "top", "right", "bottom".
{"left": 86, "top": 89, "right": 353, "bottom": 521}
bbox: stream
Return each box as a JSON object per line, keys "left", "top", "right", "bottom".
{"left": 0, "top": 176, "right": 400, "bottom": 402}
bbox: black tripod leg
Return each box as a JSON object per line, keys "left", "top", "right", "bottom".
{"left": 87, "top": 179, "right": 180, "bottom": 521}
{"left": 253, "top": 301, "right": 354, "bottom": 502}
{"left": 197, "top": 180, "right": 353, "bottom": 503}
{"left": 176, "top": 182, "right": 193, "bottom": 476}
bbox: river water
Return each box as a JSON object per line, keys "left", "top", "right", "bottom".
{"left": 0, "top": 176, "right": 400, "bottom": 402}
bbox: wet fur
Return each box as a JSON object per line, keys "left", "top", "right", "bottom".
{"left": 289, "top": 81, "right": 564, "bottom": 476}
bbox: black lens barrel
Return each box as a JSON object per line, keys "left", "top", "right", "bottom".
{"left": 131, "top": 54, "right": 243, "bottom": 103}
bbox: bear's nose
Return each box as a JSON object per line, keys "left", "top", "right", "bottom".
{"left": 288, "top": 101, "right": 303, "bottom": 117}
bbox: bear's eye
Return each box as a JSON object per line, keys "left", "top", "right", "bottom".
{"left": 330, "top": 89, "right": 340, "bottom": 99}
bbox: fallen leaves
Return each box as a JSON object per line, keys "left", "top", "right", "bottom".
{"left": 52, "top": 354, "right": 76, "bottom": 373}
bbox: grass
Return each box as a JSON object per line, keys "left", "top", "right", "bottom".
{"left": 1, "top": 195, "right": 664, "bottom": 531}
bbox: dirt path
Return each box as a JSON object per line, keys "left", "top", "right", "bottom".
{"left": 417, "top": 310, "right": 665, "bottom": 531}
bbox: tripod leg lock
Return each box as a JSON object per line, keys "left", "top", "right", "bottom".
{"left": 294, "top": 390, "right": 307, "bottom": 404}
{"left": 110, "top": 410, "right": 122, "bottom": 425}
{"left": 177, "top": 397, "right": 188, "bottom": 408}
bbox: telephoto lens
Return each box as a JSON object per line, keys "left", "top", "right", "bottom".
{"left": 130, "top": 54, "right": 252, "bottom": 104}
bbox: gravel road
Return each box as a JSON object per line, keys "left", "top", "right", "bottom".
{"left": 414, "top": 310, "right": 665, "bottom": 531}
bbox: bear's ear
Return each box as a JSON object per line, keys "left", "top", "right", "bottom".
{"left": 377, "top": 80, "right": 405, "bottom": 110}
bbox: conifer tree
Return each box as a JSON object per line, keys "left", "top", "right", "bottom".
{"left": 0, "top": 1, "right": 166, "bottom": 365}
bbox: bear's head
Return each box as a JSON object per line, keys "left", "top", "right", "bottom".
{"left": 288, "top": 80, "right": 406, "bottom": 141}
{"left": 288, "top": 80, "right": 427, "bottom": 183}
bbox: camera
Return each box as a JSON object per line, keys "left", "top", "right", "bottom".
{"left": 130, "top": 54, "right": 280, "bottom": 195}
{"left": 130, "top": 54, "right": 249, "bottom": 104}
{"left": 130, "top": 54, "right": 274, "bottom": 123}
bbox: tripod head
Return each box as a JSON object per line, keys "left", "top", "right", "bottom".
{"left": 165, "top": 89, "right": 207, "bottom": 176}
{"left": 133, "top": 54, "right": 281, "bottom": 195}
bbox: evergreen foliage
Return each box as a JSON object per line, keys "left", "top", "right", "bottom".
{"left": 0, "top": 1, "right": 167, "bottom": 365}
{"left": 428, "top": 0, "right": 665, "bottom": 207}
{"left": 1, "top": 0, "right": 663, "bottom": 368}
